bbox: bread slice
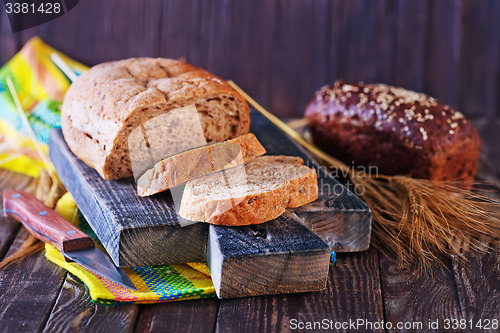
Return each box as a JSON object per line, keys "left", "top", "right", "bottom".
{"left": 137, "top": 133, "right": 266, "bottom": 196}
{"left": 179, "top": 156, "right": 318, "bottom": 226}
{"left": 61, "top": 58, "right": 250, "bottom": 180}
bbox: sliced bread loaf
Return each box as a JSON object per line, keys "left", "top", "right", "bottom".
{"left": 137, "top": 133, "right": 266, "bottom": 196}
{"left": 178, "top": 156, "right": 318, "bottom": 226}
{"left": 61, "top": 58, "right": 250, "bottom": 180}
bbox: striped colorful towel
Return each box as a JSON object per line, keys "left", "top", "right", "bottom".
{"left": 48, "top": 193, "right": 215, "bottom": 304}
{"left": 0, "top": 36, "right": 86, "bottom": 177}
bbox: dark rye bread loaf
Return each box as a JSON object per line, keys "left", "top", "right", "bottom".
{"left": 305, "top": 81, "right": 481, "bottom": 185}
{"left": 61, "top": 58, "right": 250, "bottom": 180}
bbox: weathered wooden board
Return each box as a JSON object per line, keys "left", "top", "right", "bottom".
{"left": 49, "top": 112, "right": 371, "bottom": 268}
{"left": 250, "top": 112, "right": 372, "bottom": 252}
{"left": 43, "top": 273, "right": 138, "bottom": 333}
{"left": 135, "top": 298, "right": 219, "bottom": 333}
{"left": 49, "top": 130, "right": 208, "bottom": 267}
{"left": 0, "top": 229, "right": 67, "bottom": 332}
{"left": 295, "top": 192, "right": 372, "bottom": 252}
{"left": 214, "top": 248, "right": 385, "bottom": 332}
{"left": 0, "top": 170, "right": 32, "bottom": 259}
{"left": 379, "top": 253, "right": 463, "bottom": 333}
{"left": 208, "top": 212, "right": 331, "bottom": 299}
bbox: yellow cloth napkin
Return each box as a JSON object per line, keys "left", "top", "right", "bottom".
{"left": 47, "top": 192, "right": 216, "bottom": 304}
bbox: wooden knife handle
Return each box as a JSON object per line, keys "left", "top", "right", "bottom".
{"left": 3, "top": 190, "right": 94, "bottom": 253}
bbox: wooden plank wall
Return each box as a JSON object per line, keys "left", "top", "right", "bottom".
{"left": 1, "top": 0, "right": 499, "bottom": 167}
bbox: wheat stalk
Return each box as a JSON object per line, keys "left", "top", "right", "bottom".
{"left": 228, "top": 80, "right": 500, "bottom": 273}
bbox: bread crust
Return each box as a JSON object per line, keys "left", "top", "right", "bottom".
{"left": 305, "top": 81, "right": 481, "bottom": 186}
{"left": 137, "top": 133, "right": 266, "bottom": 196}
{"left": 61, "top": 58, "right": 250, "bottom": 180}
{"left": 179, "top": 156, "right": 319, "bottom": 226}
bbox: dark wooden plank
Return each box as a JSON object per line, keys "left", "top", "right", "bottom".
{"left": 474, "top": 117, "right": 500, "bottom": 180}
{"left": 452, "top": 243, "right": 500, "bottom": 326}
{"left": 269, "top": 0, "right": 329, "bottom": 117}
{"left": 458, "top": 0, "right": 500, "bottom": 119}
{"left": 215, "top": 247, "right": 384, "bottom": 332}
{"left": 0, "top": 10, "right": 19, "bottom": 66}
{"left": 216, "top": 294, "right": 300, "bottom": 333}
{"left": 21, "top": 0, "right": 161, "bottom": 65}
{"left": 332, "top": 0, "right": 380, "bottom": 83}
{"left": 0, "top": 229, "right": 67, "bottom": 332}
{"left": 379, "top": 252, "right": 463, "bottom": 332}
{"left": 424, "top": 0, "right": 461, "bottom": 109}
{"left": 373, "top": 0, "right": 398, "bottom": 85}
{"left": 135, "top": 298, "right": 219, "bottom": 333}
{"left": 0, "top": 170, "right": 33, "bottom": 259}
{"left": 451, "top": 183, "right": 500, "bottom": 326}
{"left": 325, "top": 0, "right": 342, "bottom": 84}
{"left": 294, "top": 248, "right": 384, "bottom": 332}
{"left": 0, "top": 215, "right": 20, "bottom": 260}
{"left": 186, "top": 0, "right": 213, "bottom": 71}
{"left": 295, "top": 192, "right": 372, "bottom": 252}
{"left": 328, "top": 0, "right": 398, "bottom": 86}
{"left": 43, "top": 273, "right": 138, "bottom": 333}
{"left": 208, "top": 212, "right": 331, "bottom": 298}
{"left": 157, "top": 0, "right": 195, "bottom": 62}
{"left": 49, "top": 129, "right": 208, "bottom": 267}
{"left": 223, "top": 0, "right": 277, "bottom": 116}
{"left": 205, "top": 0, "right": 230, "bottom": 79}
{"left": 394, "top": 0, "right": 429, "bottom": 92}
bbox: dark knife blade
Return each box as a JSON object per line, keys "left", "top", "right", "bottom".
{"left": 3, "top": 190, "right": 136, "bottom": 291}
{"left": 63, "top": 247, "right": 136, "bottom": 290}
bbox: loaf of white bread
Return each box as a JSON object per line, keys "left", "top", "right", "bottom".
{"left": 61, "top": 57, "right": 251, "bottom": 180}
{"left": 61, "top": 58, "right": 318, "bottom": 226}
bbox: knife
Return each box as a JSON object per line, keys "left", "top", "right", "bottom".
{"left": 3, "top": 190, "right": 137, "bottom": 291}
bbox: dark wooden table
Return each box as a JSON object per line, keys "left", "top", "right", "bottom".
{"left": 0, "top": 161, "right": 498, "bottom": 333}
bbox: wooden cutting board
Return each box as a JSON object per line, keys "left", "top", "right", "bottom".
{"left": 48, "top": 112, "right": 371, "bottom": 269}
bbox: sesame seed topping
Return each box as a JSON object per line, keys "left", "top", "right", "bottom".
{"left": 342, "top": 85, "right": 355, "bottom": 92}
{"left": 315, "top": 82, "right": 470, "bottom": 144}
{"left": 419, "top": 127, "right": 428, "bottom": 140}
